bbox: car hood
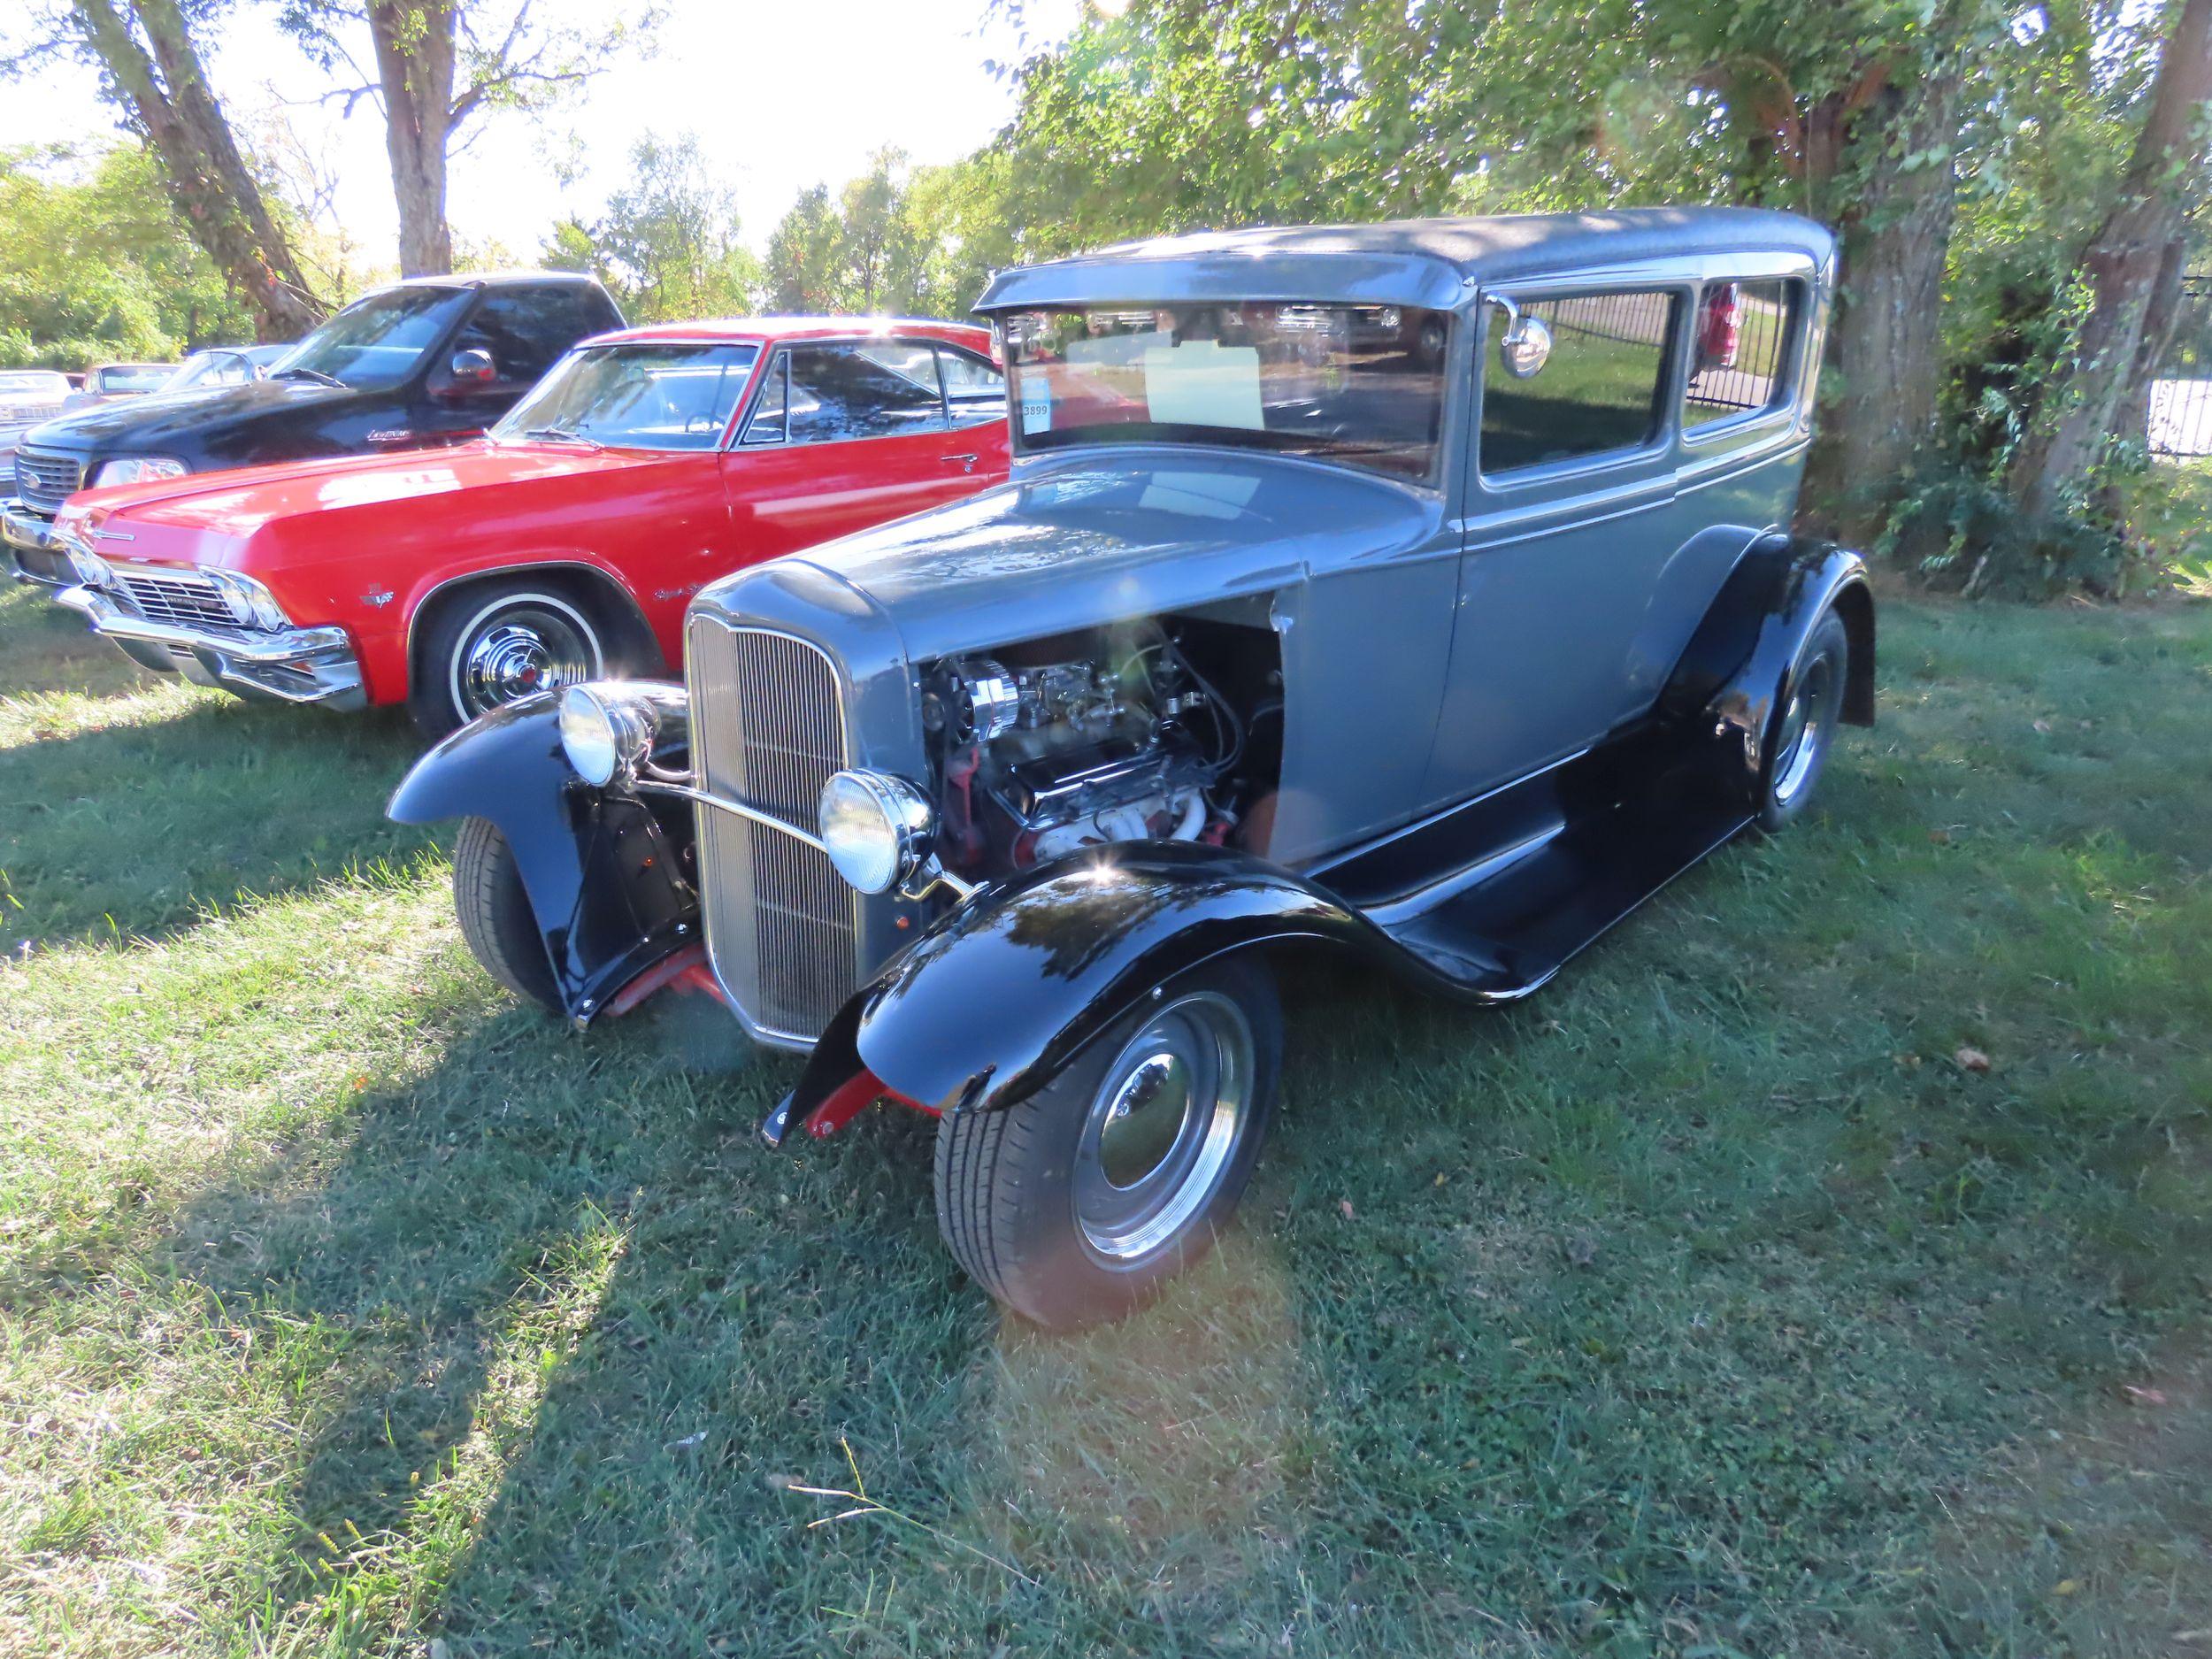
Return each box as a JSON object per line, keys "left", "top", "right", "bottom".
{"left": 22, "top": 377, "right": 363, "bottom": 454}
{"left": 726, "top": 451, "right": 1441, "bottom": 665}
{"left": 59, "top": 441, "right": 676, "bottom": 553}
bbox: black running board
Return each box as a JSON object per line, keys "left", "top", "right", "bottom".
{"left": 1309, "top": 726, "right": 1755, "bottom": 1002}
{"left": 1373, "top": 795, "right": 1750, "bottom": 1001}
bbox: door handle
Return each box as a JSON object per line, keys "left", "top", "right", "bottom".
{"left": 941, "top": 452, "right": 979, "bottom": 471}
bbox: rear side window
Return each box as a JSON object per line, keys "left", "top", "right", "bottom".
{"left": 938, "top": 346, "right": 1005, "bottom": 429}
{"left": 783, "top": 342, "right": 948, "bottom": 443}
{"left": 1684, "top": 279, "right": 1796, "bottom": 429}
{"left": 1479, "top": 289, "right": 1675, "bottom": 475}
{"left": 457, "top": 287, "right": 610, "bottom": 386}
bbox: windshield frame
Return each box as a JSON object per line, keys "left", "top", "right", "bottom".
{"left": 266, "top": 283, "right": 476, "bottom": 393}
{"left": 995, "top": 300, "right": 1452, "bottom": 490}
{"left": 488, "top": 339, "right": 766, "bottom": 453}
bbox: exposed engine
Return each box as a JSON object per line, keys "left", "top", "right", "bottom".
{"left": 920, "top": 619, "right": 1276, "bottom": 876}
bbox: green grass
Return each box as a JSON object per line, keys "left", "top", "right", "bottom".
{"left": 2, "top": 575, "right": 2209, "bottom": 1656}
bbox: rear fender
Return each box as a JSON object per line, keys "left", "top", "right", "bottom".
{"left": 1660, "top": 534, "right": 1875, "bottom": 796}
{"left": 387, "top": 688, "right": 698, "bottom": 1023}
{"left": 772, "top": 841, "right": 1467, "bottom": 1141}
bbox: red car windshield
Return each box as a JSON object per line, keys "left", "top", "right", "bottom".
{"left": 494, "top": 342, "right": 762, "bottom": 450}
{"left": 1002, "top": 303, "right": 1448, "bottom": 483}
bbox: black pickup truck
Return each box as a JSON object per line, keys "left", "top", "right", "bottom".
{"left": 4, "top": 271, "right": 625, "bottom": 583}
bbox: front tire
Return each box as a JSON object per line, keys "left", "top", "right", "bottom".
{"left": 933, "top": 955, "right": 1282, "bottom": 1330}
{"left": 1757, "top": 608, "right": 1849, "bottom": 832}
{"left": 410, "top": 579, "right": 618, "bottom": 740}
{"left": 452, "top": 816, "right": 562, "bottom": 1015}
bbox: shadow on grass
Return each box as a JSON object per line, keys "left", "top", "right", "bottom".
{"left": 0, "top": 688, "right": 438, "bottom": 950}
{"left": 0, "top": 577, "right": 151, "bottom": 701}
{"left": 99, "top": 958, "right": 1455, "bottom": 1654}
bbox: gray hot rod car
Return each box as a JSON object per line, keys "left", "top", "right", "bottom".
{"left": 392, "top": 208, "right": 1874, "bottom": 1329}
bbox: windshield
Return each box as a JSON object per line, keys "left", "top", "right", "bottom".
{"left": 98, "top": 365, "right": 173, "bottom": 394}
{"left": 163, "top": 351, "right": 259, "bottom": 393}
{"left": 492, "top": 342, "right": 761, "bottom": 449}
{"left": 0, "top": 373, "right": 67, "bottom": 400}
{"left": 269, "top": 286, "right": 473, "bottom": 391}
{"left": 1002, "top": 303, "right": 1448, "bottom": 482}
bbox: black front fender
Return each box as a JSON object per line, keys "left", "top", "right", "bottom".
{"left": 772, "top": 841, "right": 1489, "bottom": 1141}
{"left": 388, "top": 688, "right": 699, "bottom": 1024}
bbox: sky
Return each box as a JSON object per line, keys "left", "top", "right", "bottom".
{"left": 2, "top": 0, "right": 1085, "bottom": 269}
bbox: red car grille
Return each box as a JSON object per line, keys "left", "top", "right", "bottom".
{"left": 116, "top": 569, "right": 246, "bottom": 634}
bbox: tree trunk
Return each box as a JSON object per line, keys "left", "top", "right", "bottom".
{"left": 2114, "top": 232, "right": 2189, "bottom": 449}
{"left": 1800, "top": 66, "right": 1962, "bottom": 543}
{"left": 2009, "top": 0, "right": 2212, "bottom": 517}
{"left": 68, "top": 0, "right": 323, "bottom": 339}
{"left": 367, "top": 0, "right": 457, "bottom": 277}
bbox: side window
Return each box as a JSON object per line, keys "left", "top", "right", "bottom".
{"left": 785, "top": 342, "right": 948, "bottom": 443}
{"left": 937, "top": 346, "right": 1006, "bottom": 429}
{"left": 1479, "top": 289, "right": 1676, "bottom": 475}
{"left": 456, "top": 288, "right": 599, "bottom": 387}
{"left": 1684, "top": 279, "right": 1796, "bottom": 430}
{"left": 741, "top": 353, "right": 789, "bottom": 444}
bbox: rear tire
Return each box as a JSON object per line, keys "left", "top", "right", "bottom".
{"left": 933, "top": 955, "right": 1282, "bottom": 1330}
{"left": 452, "top": 816, "right": 562, "bottom": 1015}
{"left": 410, "top": 576, "right": 632, "bottom": 740}
{"left": 1757, "top": 609, "right": 1849, "bottom": 832}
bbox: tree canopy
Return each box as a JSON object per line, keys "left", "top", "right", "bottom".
{"left": 0, "top": 142, "right": 260, "bottom": 367}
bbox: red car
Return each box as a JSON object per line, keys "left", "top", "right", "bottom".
{"left": 50, "top": 318, "right": 1009, "bottom": 735}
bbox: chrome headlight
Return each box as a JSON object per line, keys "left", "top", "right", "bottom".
{"left": 818, "top": 770, "right": 934, "bottom": 895}
{"left": 206, "top": 569, "right": 290, "bottom": 632}
{"left": 65, "top": 544, "right": 113, "bottom": 588}
{"left": 558, "top": 684, "right": 658, "bottom": 786}
{"left": 93, "top": 456, "right": 188, "bottom": 488}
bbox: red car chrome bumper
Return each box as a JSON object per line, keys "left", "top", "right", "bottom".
{"left": 54, "top": 582, "right": 366, "bottom": 710}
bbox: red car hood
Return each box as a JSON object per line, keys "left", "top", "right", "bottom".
{"left": 58, "top": 442, "right": 674, "bottom": 563}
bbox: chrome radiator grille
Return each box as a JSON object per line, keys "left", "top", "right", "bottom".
{"left": 688, "top": 618, "right": 857, "bottom": 1044}
{"left": 116, "top": 570, "right": 244, "bottom": 634}
{"left": 15, "top": 449, "right": 82, "bottom": 514}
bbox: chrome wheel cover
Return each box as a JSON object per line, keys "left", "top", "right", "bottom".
{"left": 1072, "top": 989, "right": 1255, "bottom": 1265}
{"left": 454, "top": 602, "right": 598, "bottom": 718}
{"left": 1771, "top": 647, "right": 1839, "bottom": 808}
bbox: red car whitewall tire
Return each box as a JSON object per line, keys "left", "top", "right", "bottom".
{"left": 414, "top": 581, "right": 608, "bottom": 738}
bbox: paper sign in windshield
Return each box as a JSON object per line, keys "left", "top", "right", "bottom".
{"left": 1019, "top": 380, "right": 1054, "bottom": 434}
{"left": 1141, "top": 342, "right": 1265, "bottom": 431}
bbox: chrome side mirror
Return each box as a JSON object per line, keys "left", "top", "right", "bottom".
{"left": 449, "top": 348, "right": 497, "bottom": 386}
{"left": 1487, "top": 296, "right": 1553, "bottom": 380}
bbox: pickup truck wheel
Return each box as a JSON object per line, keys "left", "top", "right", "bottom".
{"left": 1757, "top": 608, "right": 1849, "bottom": 832}
{"left": 411, "top": 580, "right": 611, "bottom": 739}
{"left": 933, "top": 956, "right": 1282, "bottom": 1331}
{"left": 452, "top": 816, "right": 562, "bottom": 1015}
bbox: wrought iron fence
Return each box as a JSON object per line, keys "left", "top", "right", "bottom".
{"left": 2149, "top": 273, "right": 2212, "bottom": 459}
{"left": 1528, "top": 288, "right": 1787, "bottom": 420}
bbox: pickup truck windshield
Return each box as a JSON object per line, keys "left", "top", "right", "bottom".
{"left": 492, "top": 342, "right": 761, "bottom": 450}
{"left": 268, "top": 286, "right": 474, "bottom": 392}
{"left": 1002, "top": 303, "right": 1448, "bottom": 483}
